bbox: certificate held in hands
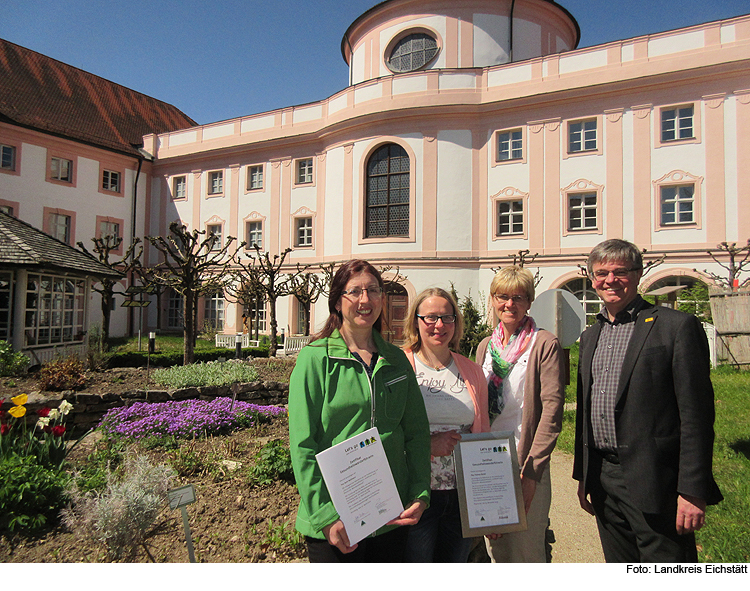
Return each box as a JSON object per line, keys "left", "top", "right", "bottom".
{"left": 315, "top": 427, "right": 404, "bottom": 545}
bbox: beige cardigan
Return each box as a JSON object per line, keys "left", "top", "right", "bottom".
{"left": 476, "top": 329, "right": 565, "bottom": 481}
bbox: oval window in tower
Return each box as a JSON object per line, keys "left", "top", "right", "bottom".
{"left": 386, "top": 32, "right": 439, "bottom": 73}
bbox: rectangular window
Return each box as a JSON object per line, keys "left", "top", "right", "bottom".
{"left": 102, "top": 170, "right": 121, "bottom": 192}
{"left": 296, "top": 217, "right": 313, "bottom": 247}
{"left": 167, "top": 290, "right": 184, "bottom": 329}
{"left": 296, "top": 304, "right": 308, "bottom": 336}
{"left": 0, "top": 271, "right": 13, "bottom": 341}
{"left": 246, "top": 221, "right": 263, "bottom": 249}
{"left": 173, "top": 175, "right": 187, "bottom": 199}
{"left": 569, "top": 119, "right": 597, "bottom": 153}
{"left": 207, "top": 224, "right": 222, "bottom": 249}
{"left": 661, "top": 106, "right": 694, "bottom": 142}
{"left": 0, "top": 205, "right": 14, "bottom": 216}
{"left": 568, "top": 192, "right": 598, "bottom": 231}
{"left": 248, "top": 303, "right": 267, "bottom": 333}
{"left": 496, "top": 200, "right": 524, "bottom": 236}
{"left": 49, "top": 213, "right": 71, "bottom": 244}
{"left": 297, "top": 158, "right": 313, "bottom": 184}
{"left": 99, "top": 221, "right": 120, "bottom": 247}
{"left": 24, "top": 274, "right": 86, "bottom": 346}
{"left": 1, "top": 144, "right": 16, "bottom": 171}
{"left": 497, "top": 130, "right": 523, "bottom": 161}
{"left": 50, "top": 157, "right": 73, "bottom": 182}
{"left": 660, "top": 185, "right": 694, "bottom": 225}
{"left": 208, "top": 171, "right": 223, "bottom": 195}
{"left": 204, "top": 291, "right": 224, "bottom": 331}
{"left": 247, "top": 165, "right": 263, "bottom": 190}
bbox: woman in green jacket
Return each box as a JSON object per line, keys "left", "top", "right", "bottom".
{"left": 289, "top": 259, "right": 431, "bottom": 562}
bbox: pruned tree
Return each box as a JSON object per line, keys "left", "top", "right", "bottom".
{"left": 493, "top": 250, "right": 542, "bottom": 287}
{"left": 224, "top": 261, "right": 266, "bottom": 341}
{"left": 145, "top": 222, "right": 244, "bottom": 365}
{"left": 694, "top": 240, "right": 750, "bottom": 291}
{"left": 233, "top": 245, "right": 305, "bottom": 356}
{"left": 77, "top": 235, "right": 141, "bottom": 348}
{"left": 577, "top": 249, "right": 666, "bottom": 279}
{"left": 288, "top": 263, "right": 332, "bottom": 336}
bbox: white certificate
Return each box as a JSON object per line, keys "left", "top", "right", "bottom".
{"left": 454, "top": 431, "right": 527, "bottom": 537}
{"left": 315, "top": 427, "right": 404, "bottom": 545}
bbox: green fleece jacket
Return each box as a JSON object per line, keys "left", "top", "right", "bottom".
{"left": 288, "top": 328, "right": 431, "bottom": 539}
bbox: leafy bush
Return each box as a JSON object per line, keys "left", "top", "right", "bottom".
{"left": 98, "top": 398, "right": 286, "bottom": 442}
{"left": 152, "top": 360, "right": 259, "bottom": 389}
{"left": 0, "top": 454, "right": 70, "bottom": 534}
{"left": 38, "top": 356, "right": 87, "bottom": 391}
{"left": 247, "top": 439, "right": 294, "bottom": 486}
{"left": 62, "top": 455, "right": 175, "bottom": 560}
{"left": 104, "top": 345, "right": 270, "bottom": 368}
{"left": 0, "top": 341, "right": 30, "bottom": 377}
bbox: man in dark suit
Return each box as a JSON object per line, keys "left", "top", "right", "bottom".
{"left": 573, "top": 239, "right": 722, "bottom": 562}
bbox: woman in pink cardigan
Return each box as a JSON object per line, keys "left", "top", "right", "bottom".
{"left": 476, "top": 266, "right": 565, "bottom": 562}
{"left": 402, "top": 287, "right": 489, "bottom": 562}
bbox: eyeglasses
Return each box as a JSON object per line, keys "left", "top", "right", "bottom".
{"left": 591, "top": 268, "right": 639, "bottom": 281}
{"left": 492, "top": 294, "right": 528, "bottom": 304}
{"left": 341, "top": 286, "right": 383, "bottom": 299}
{"left": 416, "top": 314, "right": 456, "bottom": 325}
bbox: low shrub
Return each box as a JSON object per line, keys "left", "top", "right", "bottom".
{"left": 152, "top": 360, "right": 259, "bottom": 389}
{"left": 98, "top": 398, "right": 286, "bottom": 442}
{"left": 38, "top": 356, "right": 87, "bottom": 391}
{"left": 0, "top": 454, "right": 70, "bottom": 535}
{"left": 104, "top": 346, "right": 270, "bottom": 368}
{"left": 247, "top": 439, "right": 294, "bottom": 486}
{"left": 0, "top": 341, "right": 30, "bottom": 377}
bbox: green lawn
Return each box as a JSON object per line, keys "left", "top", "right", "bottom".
{"left": 107, "top": 335, "right": 217, "bottom": 353}
{"left": 557, "top": 354, "right": 750, "bottom": 562}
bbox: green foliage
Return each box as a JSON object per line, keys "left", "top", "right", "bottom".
{"left": 152, "top": 360, "right": 260, "bottom": 389}
{"left": 247, "top": 439, "right": 294, "bottom": 486}
{"left": 0, "top": 454, "right": 70, "bottom": 535}
{"left": 104, "top": 345, "right": 270, "bottom": 368}
{"left": 262, "top": 518, "right": 303, "bottom": 552}
{"left": 72, "top": 440, "right": 126, "bottom": 494}
{"left": 676, "top": 282, "right": 712, "bottom": 323}
{"left": 38, "top": 356, "right": 87, "bottom": 391}
{"left": 62, "top": 455, "right": 176, "bottom": 561}
{"left": 451, "top": 284, "right": 491, "bottom": 358}
{"left": 0, "top": 341, "right": 30, "bottom": 377}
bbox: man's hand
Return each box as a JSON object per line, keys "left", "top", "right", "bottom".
{"left": 577, "top": 481, "right": 595, "bottom": 516}
{"left": 676, "top": 494, "right": 706, "bottom": 534}
{"left": 388, "top": 499, "right": 427, "bottom": 526}
{"left": 322, "top": 520, "right": 358, "bottom": 554}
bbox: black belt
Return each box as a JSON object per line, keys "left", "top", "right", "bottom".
{"left": 591, "top": 447, "right": 620, "bottom": 464}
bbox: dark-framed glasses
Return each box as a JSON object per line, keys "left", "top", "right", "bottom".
{"left": 416, "top": 313, "right": 456, "bottom": 325}
{"left": 342, "top": 286, "right": 383, "bottom": 299}
{"left": 492, "top": 294, "right": 528, "bottom": 304}
{"left": 591, "top": 268, "right": 638, "bottom": 281}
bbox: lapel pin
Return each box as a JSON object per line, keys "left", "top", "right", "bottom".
{"left": 645, "top": 317, "right": 654, "bottom": 323}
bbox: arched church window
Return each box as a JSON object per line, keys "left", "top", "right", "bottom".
{"left": 365, "top": 144, "right": 410, "bottom": 238}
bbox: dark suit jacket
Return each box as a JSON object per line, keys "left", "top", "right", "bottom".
{"left": 573, "top": 301, "right": 722, "bottom": 514}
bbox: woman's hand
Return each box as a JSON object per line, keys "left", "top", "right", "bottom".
{"left": 388, "top": 499, "right": 427, "bottom": 526}
{"left": 520, "top": 474, "right": 537, "bottom": 514}
{"left": 431, "top": 430, "right": 462, "bottom": 457}
{"left": 322, "top": 519, "right": 358, "bottom": 554}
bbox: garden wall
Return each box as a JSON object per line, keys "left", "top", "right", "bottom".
{"left": 15, "top": 381, "right": 290, "bottom": 437}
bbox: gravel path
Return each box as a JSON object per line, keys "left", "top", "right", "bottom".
{"left": 548, "top": 451, "right": 605, "bottom": 563}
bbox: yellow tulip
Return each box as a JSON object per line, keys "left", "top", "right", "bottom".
{"left": 8, "top": 405, "right": 26, "bottom": 418}
{"left": 11, "top": 394, "right": 28, "bottom": 406}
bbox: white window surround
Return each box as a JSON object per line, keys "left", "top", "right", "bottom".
{"left": 653, "top": 170, "right": 703, "bottom": 231}
{"left": 207, "top": 170, "right": 224, "bottom": 195}
{"left": 244, "top": 213, "right": 265, "bottom": 250}
{"left": 294, "top": 214, "right": 314, "bottom": 248}
{"left": 491, "top": 187, "right": 528, "bottom": 240}
{"left": 561, "top": 179, "right": 603, "bottom": 236}
{"left": 495, "top": 128, "right": 525, "bottom": 163}
{"left": 247, "top": 164, "right": 264, "bottom": 191}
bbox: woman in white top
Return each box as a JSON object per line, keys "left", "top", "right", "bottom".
{"left": 402, "top": 287, "right": 490, "bottom": 562}
{"left": 476, "top": 266, "right": 565, "bottom": 563}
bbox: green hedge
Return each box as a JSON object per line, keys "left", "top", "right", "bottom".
{"left": 104, "top": 346, "right": 270, "bottom": 368}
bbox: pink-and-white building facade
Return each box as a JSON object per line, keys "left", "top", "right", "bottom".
{"left": 128, "top": 1, "right": 750, "bottom": 339}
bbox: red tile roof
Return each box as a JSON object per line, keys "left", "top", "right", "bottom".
{"left": 0, "top": 38, "right": 197, "bottom": 157}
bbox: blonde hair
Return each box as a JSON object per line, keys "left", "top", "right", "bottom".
{"left": 402, "top": 288, "right": 464, "bottom": 353}
{"left": 488, "top": 266, "right": 535, "bottom": 327}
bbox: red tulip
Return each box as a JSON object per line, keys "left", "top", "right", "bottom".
{"left": 52, "top": 425, "right": 66, "bottom": 437}
{"left": 37, "top": 407, "right": 51, "bottom": 417}
{"left": 0, "top": 423, "right": 10, "bottom": 436}
{"left": 44, "top": 425, "right": 52, "bottom": 433}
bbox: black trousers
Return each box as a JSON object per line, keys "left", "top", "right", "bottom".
{"left": 589, "top": 451, "right": 698, "bottom": 563}
{"left": 305, "top": 526, "right": 409, "bottom": 563}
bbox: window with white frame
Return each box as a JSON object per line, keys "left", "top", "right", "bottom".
{"left": 568, "top": 119, "right": 597, "bottom": 153}
{"left": 296, "top": 303, "right": 308, "bottom": 336}
{"left": 246, "top": 221, "right": 263, "bottom": 249}
{"left": 568, "top": 192, "right": 598, "bottom": 231}
{"left": 247, "top": 165, "right": 263, "bottom": 190}
{"left": 248, "top": 303, "right": 267, "bottom": 333}
{"left": 497, "top": 129, "right": 523, "bottom": 162}
{"left": 207, "top": 224, "right": 222, "bottom": 249}
{"left": 562, "top": 277, "right": 601, "bottom": 326}
{"left": 173, "top": 175, "right": 187, "bottom": 199}
{"left": 24, "top": 274, "right": 86, "bottom": 346}
{"left": 49, "top": 213, "right": 71, "bottom": 244}
{"left": 204, "top": 291, "right": 224, "bottom": 331}
{"left": 660, "top": 184, "right": 695, "bottom": 225}
{"left": 99, "top": 220, "right": 120, "bottom": 248}
{"left": 167, "top": 290, "right": 184, "bottom": 329}
{"left": 208, "top": 171, "right": 223, "bottom": 195}
{"left": 661, "top": 106, "right": 694, "bottom": 142}
{"left": 365, "top": 143, "right": 410, "bottom": 238}
{"left": 102, "top": 170, "right": 121, "bottom": 192}
{"left": 0, "top": 271, "right": 13, "bottom": 341}
{"left": 1, "top": 144, "right": 16, "bottom": 171}
{"left": 50, "top": 157, "right": 73, "bottom": 182}
{"left": 296, "top": 158, "right": 313, "bottom": 184}
{"left": 295, "top": 217, "right": 313, "bottom": 247}
{"left": 496, "top": 200, "right": 524, "bottom": 236}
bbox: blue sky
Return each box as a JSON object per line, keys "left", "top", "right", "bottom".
{"left": 2, "top": 0, "right": 749, "bottom": 125}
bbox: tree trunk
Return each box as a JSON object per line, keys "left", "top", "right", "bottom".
{"left": 269, "top": 295, "right": 278, "bottom": 357}
{"left": 100, "top": 289, "right": 112, "bottom": 349}
{"left": 183, "top": 291, "right": 195, "bottom": 365}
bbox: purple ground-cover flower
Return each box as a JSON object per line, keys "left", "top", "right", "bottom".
{"left": 98, "top": 398, "right": 286, "bottom": 441}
